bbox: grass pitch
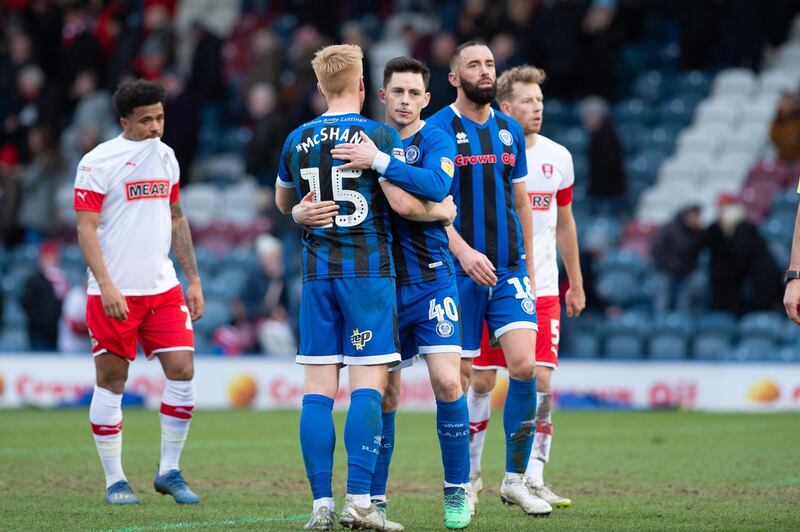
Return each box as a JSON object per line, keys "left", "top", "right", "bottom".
{"left": 1, "top": 409, "right": 798, "bottom": 531}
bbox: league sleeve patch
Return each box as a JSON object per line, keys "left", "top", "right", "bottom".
{"left": 391, "top": 148, "right": 406, "bottom": 162}
{"left": 440, "top": 157, "right": 455, "bottom": 177}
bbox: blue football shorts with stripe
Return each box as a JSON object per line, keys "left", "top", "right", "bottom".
{"left": 395, "top": 273, "right": 463, "bottom": 369}
{"left": 457, "top": 269, "right": 538, "bottom": 358}
{"left": 298, "top": 277, "right": 401, "bottom": 366}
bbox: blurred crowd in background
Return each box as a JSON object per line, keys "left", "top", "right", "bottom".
{"left": 2, "top": 0, "right": 800, "bottom": 358}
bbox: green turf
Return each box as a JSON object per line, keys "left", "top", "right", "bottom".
{"left": 1, "top": 409, "right": 798, "bottom": 531}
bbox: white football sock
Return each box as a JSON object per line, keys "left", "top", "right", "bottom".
{"left": 348, "top": 493, "right": 372, "bottom": 508}
{"left": 467, "top": 388, "right": 491, "bottom": 478}
{"left": 90, "top": 385, "right": 126, "bottom": 488}
{"left": 313, "top": 497, "right": 335, "bottom": 512}
{"left": 159, "top": 379, "right": 195, "bottom": 475}
{"left": 526, "top": 392, "right": 553, "bottom": 486}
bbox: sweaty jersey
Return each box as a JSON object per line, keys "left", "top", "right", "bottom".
{"left": 74, "top": 135, "right": 180, "bottom": 296}
{"left": 277, "top": 112, "right": 404, "bottom": 281}
{"left": 427, "top": 105, "right": 528, "bottom": 275}
{"left": 388, "top": 122, "right": 457, "bottom": 286}
{"left": 525, "top": 134, "right": 575, "bottom": 297}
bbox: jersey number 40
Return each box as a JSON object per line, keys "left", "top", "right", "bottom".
{"left": 300, "top": 167, "right": 368, "bottom": 228}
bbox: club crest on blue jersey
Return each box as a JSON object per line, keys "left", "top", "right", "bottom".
{"left": 499, "top": 129, "right": 514, "bottom": 146}
{"left": 521, "top": 298, "right": 536, "bottom": 315}
{"left": 436, "top": 320, "right": 455, "bottom": 338}
{"left": 405, "top": 144, "right": 420, "bottom": 164}
{"left": 350, "top": 328, "right": 373, "bottom": 350}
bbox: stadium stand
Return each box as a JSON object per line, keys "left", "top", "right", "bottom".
{"left": 0, "top": 3, "right": 798, "bottom": 359}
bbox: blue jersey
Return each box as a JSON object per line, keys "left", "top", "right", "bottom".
{"left": 386, "top": 123, "right": 457, "bottom": 286}
{"left": 427, "top": 105, "right": 528, "bottom": 274}
{"left": 277, "top": 113, "right": 404, "bottom": 280}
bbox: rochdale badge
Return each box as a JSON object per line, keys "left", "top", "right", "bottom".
{"left": 405, "top": 144, "right": 420, "bottom": 164}
{"left": 436, "top": 320, "right": 455, "bottom": 338}
{"left": 521, "top": 298, "right": 535, "bottom": 315}
{"left": 499, "top": 129, "right": 513, "bottom": 147}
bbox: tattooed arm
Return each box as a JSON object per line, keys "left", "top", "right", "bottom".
{"left": 171, "top": 200, "right": 204, "bottom": 320}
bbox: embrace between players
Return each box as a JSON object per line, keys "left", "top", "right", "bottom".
{"left": 73, "top": 39, "right": 584, "bottom": 532}
{"left": 276, "top": 41, "right": 586, "bottom": 531}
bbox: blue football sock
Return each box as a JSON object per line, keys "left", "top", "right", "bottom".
{"left": 300, "top": 394, "right": 335, "bottom": 500}
{"left": 436, "top": 395, "right": 470, "bottom": 485}
{"left": 503, "top": 377, "right": 536, "bottom": 474}
{"left": 345, "top": 388, "right": 383, "bottom": 495}
{"left": 369, "top": 410, "right": 396, "bottom": 497}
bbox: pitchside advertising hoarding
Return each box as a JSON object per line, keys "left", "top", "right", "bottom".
{"left": 0, "top": 355, "right": 799, "bottom": 412}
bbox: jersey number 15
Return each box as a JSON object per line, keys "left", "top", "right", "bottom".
{"left": 300, "top": 167, "right": 368, "bottom": 228}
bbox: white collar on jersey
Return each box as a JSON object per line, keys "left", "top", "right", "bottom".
{"left": 321, "top": 111, "right": 353, "bottom": 116}
{"left": 449, "top": 103, "right": 495, "bottom": 119}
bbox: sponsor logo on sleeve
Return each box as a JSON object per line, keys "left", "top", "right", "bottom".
{"left": 440, "top": 157, "right": 455, "bottom": 177}
{"left": 391, "top": 148, "right": 406, "bottom": 162}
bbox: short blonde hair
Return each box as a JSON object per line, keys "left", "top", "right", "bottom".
{"left": 496, "top": 65, "right": 546, "bottom": 103}
{"left": 311, "top": 44, "right": 363, "bottom": 96}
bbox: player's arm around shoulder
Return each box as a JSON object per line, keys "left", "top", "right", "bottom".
{"left": 170, "top": 199, "right": 203, "bottom": 321}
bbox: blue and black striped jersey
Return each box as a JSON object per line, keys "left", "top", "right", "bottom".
{"left": 386, "top": 123, "right": 457, "bottom": 286}
{"left": 277, "top": 112, "right": 404, "bottom": 280}
{"left": 427, "top": 105, "right": 528, "bottom": 274}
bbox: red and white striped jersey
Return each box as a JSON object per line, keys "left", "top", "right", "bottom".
{"left": 525, "top": 134, "right": 575, "bottom": 297}
{"left": 74, "top": 135, "right": 181, "bottom": 296}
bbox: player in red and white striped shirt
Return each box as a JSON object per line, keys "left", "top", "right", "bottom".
{"left": 74, "top": 80, "right": 204, "bottom": 505}
{"left": 467, "top": 66, "right": 586, "bottom": 510}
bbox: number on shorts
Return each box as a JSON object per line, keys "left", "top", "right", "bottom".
{"left": 428, "top": 297, "right": 459, "bottom": 321}
{"left": 180, "top": 305, "right": 193, "bottom": 330}
{"left": 507, "top": 276, "right": 534, "bottom": 299}
{"left": 550, "top": 319, "right": 560, "bottom": 356}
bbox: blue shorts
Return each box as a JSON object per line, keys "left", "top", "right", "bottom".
{"left": 395, "top": 274, "right": 462, "bottom": 369}
{"left": 457, "top": 269, "right": 538, "bottom": 358}
{"left": 297, "top": 277, "right": 401, "bottom": 366}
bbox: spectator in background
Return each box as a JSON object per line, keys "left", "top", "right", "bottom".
{"left": 16, "top": 125, "right": 63, "bottom": 243}
{"left": 242, "top": 29, "right": 284, "bottom": 97}
{"left": 8, "top": 64, "right": 58, "bottom": 164}
{"left": 244, "top": 83, "right": 283, "bottom": 186}
{"left": 237, "top": 234, "right": 296, "bottom": 355}
{"left": 650, "top": 205, "right": 706, "bottom": 316}
{"left": 189, "top": 22, "right": 225, "bottom": 109}
{"left": 580, "top": 96, "right": 626, "bottom": 216}
{"left": 58, "top": 277, "right": 90, "bottom": 354}
{"left": 425, "top": 32, "right": 457, "bottom": 115}
{"left": 707, "top": 194, "right": 783, "bottom": 315}
{"left": 769, "top": 91, "right": 800, "bottom": 163}
{"left": 161, "top": 69, "right": 198, "bottom": 180}
{"left": 20, "top": 241, "right": 68, "bottom": 351}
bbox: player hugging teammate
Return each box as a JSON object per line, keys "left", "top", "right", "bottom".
{"left": 280, "top": 41, "right": 584, "bottom": 531}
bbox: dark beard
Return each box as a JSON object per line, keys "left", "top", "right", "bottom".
{"left": 461, "top": 78, "right": 497, "bottom": 105}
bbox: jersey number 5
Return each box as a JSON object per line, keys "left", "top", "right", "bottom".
{"left": 300, "top": 167, "right": 368, "bottom": 227}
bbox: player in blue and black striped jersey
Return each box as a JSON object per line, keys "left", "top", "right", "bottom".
{"left": 427, "top": 41, "right": 553, "bottom": 516}
{"left": 275, "top": 45, "right": 455, "bottom": 532}
{"left": 325, "top": 57, "right": 471, "bottom": 530}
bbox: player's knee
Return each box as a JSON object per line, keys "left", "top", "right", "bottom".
{"left": 536, "top": 366, "right": 553, "bottom": 391}
{"left": 431, "top": 374, "right": 462, "bottom": 402}
{"left": 96, "top": 369, "right": 128, "bottom": 393}
{"left": 507, "top": 358, "right": 535, "bottom": 381}
{"left": 470, "top": 370, "right": 496, "bottom": 394}
{"left": 382, "top": 386, "right": 400, "bottom": 412}
{"left": 165, "top": 364, "right": 194, "bottom": 381}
